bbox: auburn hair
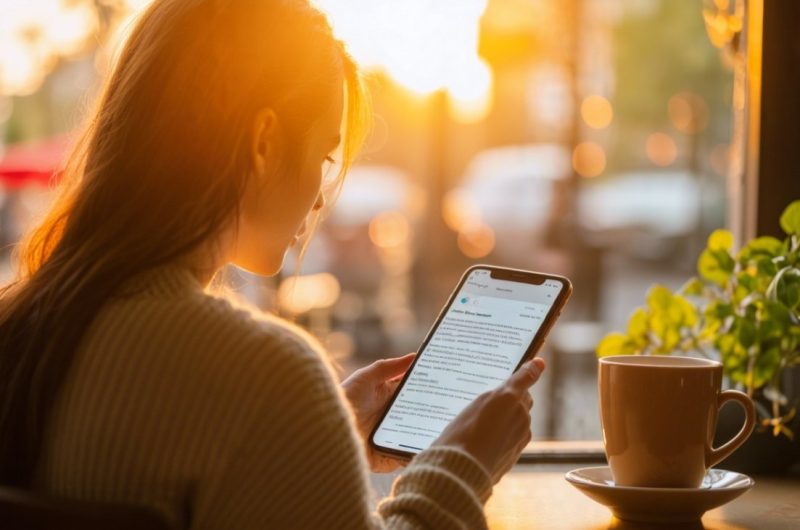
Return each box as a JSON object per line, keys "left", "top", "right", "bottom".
{"left": 0, "top": 0, "right": 370, "bottom": 486}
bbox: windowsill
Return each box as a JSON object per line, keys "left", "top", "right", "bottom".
{"left": 520, "top": 440, "right": 606, "bottom": 464}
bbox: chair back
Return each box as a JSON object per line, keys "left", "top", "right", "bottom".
{"left": 0, "top": 485, "right": 173, "bottom": 530}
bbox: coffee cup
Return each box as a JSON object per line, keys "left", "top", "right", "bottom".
{"left": 598, "top": 355, "right": 756, "bottom": 488}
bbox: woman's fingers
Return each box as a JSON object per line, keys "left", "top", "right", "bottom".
{"left": 430, "top": 355, "right": 547, "bottom": 485}
{"left": 368, "top": 352, "right": 416, "bottom": 380}
{"left": 521, "top": 390, "right": 533, "bottom": 410}
{"left": 507, "top": 358, "right": 546, "bottom": 395}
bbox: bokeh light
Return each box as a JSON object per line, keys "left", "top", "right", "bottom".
{"left": 581, "top": 95, "right": 613, "bottom": 129}
{"left": 645, "top": 132, "right": 678, "bottom": 166}
{"left": 368, "top": 211, "right": 411, "bottom": 249}
{"left": 278, "top": 273, "right": 341, "bottom": 314}
{"left": 668, "top": 92, "right": 709, "bottom": 135}
{"left": 572, "top": 141, "right": 606, "bottom": 178}
{"left": 457, "top": 224, "right": 495, "bottom": 258}
{"left": 442, "top": 190, "right": 482, "bottom": 232}
{"left": 324, "top": 330, "right": 355, "bottom": 360}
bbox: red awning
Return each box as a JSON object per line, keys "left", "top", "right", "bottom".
{"left": 0, "top": 135, "right": 71, "bottom": 189}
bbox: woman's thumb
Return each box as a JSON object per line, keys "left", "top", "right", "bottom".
{"left": 370, "top": 352, "right": 416, "bottom": 378}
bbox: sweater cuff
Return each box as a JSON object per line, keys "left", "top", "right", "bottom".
{"left": 413, "top": 446, "right": 493, "bottom": 503}
{"left": 378, "top": 445, "right": 492, "bottom": 529}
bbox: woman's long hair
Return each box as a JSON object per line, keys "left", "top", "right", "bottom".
{"left": 0, "top": 0, "right": 370, "bottom": 486}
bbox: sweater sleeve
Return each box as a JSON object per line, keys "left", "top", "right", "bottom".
{"left": 192, "top": 333, "right": 492, "bottom": 530}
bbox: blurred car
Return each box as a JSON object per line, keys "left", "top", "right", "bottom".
{"left": 449, "top": 143, "right": 570, "bottom": 257}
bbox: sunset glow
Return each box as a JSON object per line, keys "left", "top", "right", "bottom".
{"left": 313, "top": 0, "right": 493, "bottom": 121}
{"left": 2, "top": 0, "right": 494, "bottom": 119}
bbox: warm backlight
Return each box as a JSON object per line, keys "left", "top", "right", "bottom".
{"left": 3, "top": 1, "right": 494, "bottom": 122}
{"left": 314, "top": 0, "right": 492, "bottom": 121}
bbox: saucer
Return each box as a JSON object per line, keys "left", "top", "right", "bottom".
{"left": 565, "top": 466, "right": 754, "bottom": 524}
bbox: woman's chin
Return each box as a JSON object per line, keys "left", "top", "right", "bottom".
{"left": 231, "top": 254, "right": 284, "bottom": 277}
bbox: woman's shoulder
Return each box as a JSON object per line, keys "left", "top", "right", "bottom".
{"left": 80, "top": 284, "right": 342, "bottom": 438}
{"left": 185, "top": 288, "right": 313, "bottom": 341}
{"left": 106, "top": 283, "right": 332, "bottom": 383}
{"left": 192, "top": 291, "right": 325, "bottom": 362}
{"left": 158, "top": 292, "right": 345, "bottom": 423}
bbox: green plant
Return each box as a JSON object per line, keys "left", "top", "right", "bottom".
{"left": 597, "top": 200, "right": 800, "bottom": 438}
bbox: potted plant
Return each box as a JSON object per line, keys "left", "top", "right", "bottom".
{"left": 597, "top": 200, "right": 800, "bottom": 472}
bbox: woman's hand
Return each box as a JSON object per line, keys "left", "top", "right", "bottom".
{"left": 341, "top": 353, "right": 416, "bottom": 473}
{"left": 432, "top": 357, "right": 546, "bottom": 484}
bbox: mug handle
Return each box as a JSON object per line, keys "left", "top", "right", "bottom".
{"left": 706, "top": 390, "right": 756, "bottom": 468}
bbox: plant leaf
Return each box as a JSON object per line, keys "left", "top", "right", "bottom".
{"left": 708, "top": 229, "right": 734, "bottom": 251}
{"left": 779, "top": 200, "right": 800, "bottom": 235}
{"left": 597, "top": 333, "right": 637, "bottom": 357}
{"left": 779, "top": 281, "right": 800, "bottom": 310}
{"left": 706, "top": 301, "right": 733, "bottom": 319}
{"left": 766, "top": 266, "right": 799, "bottom": 306}
{"left": 663, "top": 326, "right": 681, "bottom": 352}
{"left": 733, "top": 316, "right": 756, "bottom": 348}
{"left": 627, "top": 308, "right": 649, "bottom": 345}
{"left": 681, "top": 277, "right": 704, "bottom": 296}
{"left": 737, "top": 236, "right": 784, "bottom": 263}
{"left": 763, "top": 300, "right": 792, "bottom": 328}
{"left": 646, "top": 285, "right": 674, "bottom": 312}
{"left": 756, "top": 257, "right": 778, "bottom": 277}
{"left": 698, "top": 248, "right": 734, "bottom": 285}
{"left": 674, "top": 295, "right": 698, "bottom": 327}
{"left": 753, "top": 347, "right": 781, "bottom": 388}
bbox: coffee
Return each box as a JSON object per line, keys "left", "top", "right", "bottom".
{"left": 599, "top": 355, "right": 755, "bottom": 488}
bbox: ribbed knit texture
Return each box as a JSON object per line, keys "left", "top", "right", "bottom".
{"left": 34, "top": 265, "right": 492, "bottom": 529}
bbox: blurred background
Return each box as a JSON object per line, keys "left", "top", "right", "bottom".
{"left": 0, "top": 0, "right": 741, "bottom": 440}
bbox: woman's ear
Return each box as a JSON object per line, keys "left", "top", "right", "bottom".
{"left": 250, "top": 108, "right": 279, "bottom": 176}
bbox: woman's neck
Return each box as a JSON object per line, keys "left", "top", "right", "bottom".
{"left": 177, "top": 226, "right": 237, "bottom": 287}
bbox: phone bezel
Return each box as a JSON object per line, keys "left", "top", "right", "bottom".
{"left": 367, "top": 264, "right": 572, "bottom": 461}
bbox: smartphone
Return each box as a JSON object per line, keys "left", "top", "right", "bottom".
{"left": 369, "top": 265, "right": 572, "bottom": 460}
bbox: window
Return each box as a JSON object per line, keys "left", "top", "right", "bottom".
{"left": 2, "top": 0, "right": 794, "bottom": 446}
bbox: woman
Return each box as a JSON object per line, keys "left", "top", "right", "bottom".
{"left": 0, "top": 1, "right": 546, "bottom": 528}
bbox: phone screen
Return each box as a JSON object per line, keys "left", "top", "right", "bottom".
{"left": 371, "top": 267, "right": 567, "bottom": 456}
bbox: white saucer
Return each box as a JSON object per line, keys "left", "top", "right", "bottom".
{"left": 565, "top": 466, "right": 754, "bottom": 524}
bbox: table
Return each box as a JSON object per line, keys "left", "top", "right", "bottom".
{"left": 485, "top": 463, "right": 800, "bottom": 529}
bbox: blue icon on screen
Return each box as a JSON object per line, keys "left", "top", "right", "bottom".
{"left": 460, "top": 297, "right": 469, "bottom": 304}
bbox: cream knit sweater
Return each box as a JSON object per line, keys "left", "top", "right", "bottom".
{"left": 34, "top": 265, "right": 493, "bottom": 529}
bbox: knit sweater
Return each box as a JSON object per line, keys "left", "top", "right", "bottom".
{"left": 34, "top": 265, "right": 493, "bottom": 529}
